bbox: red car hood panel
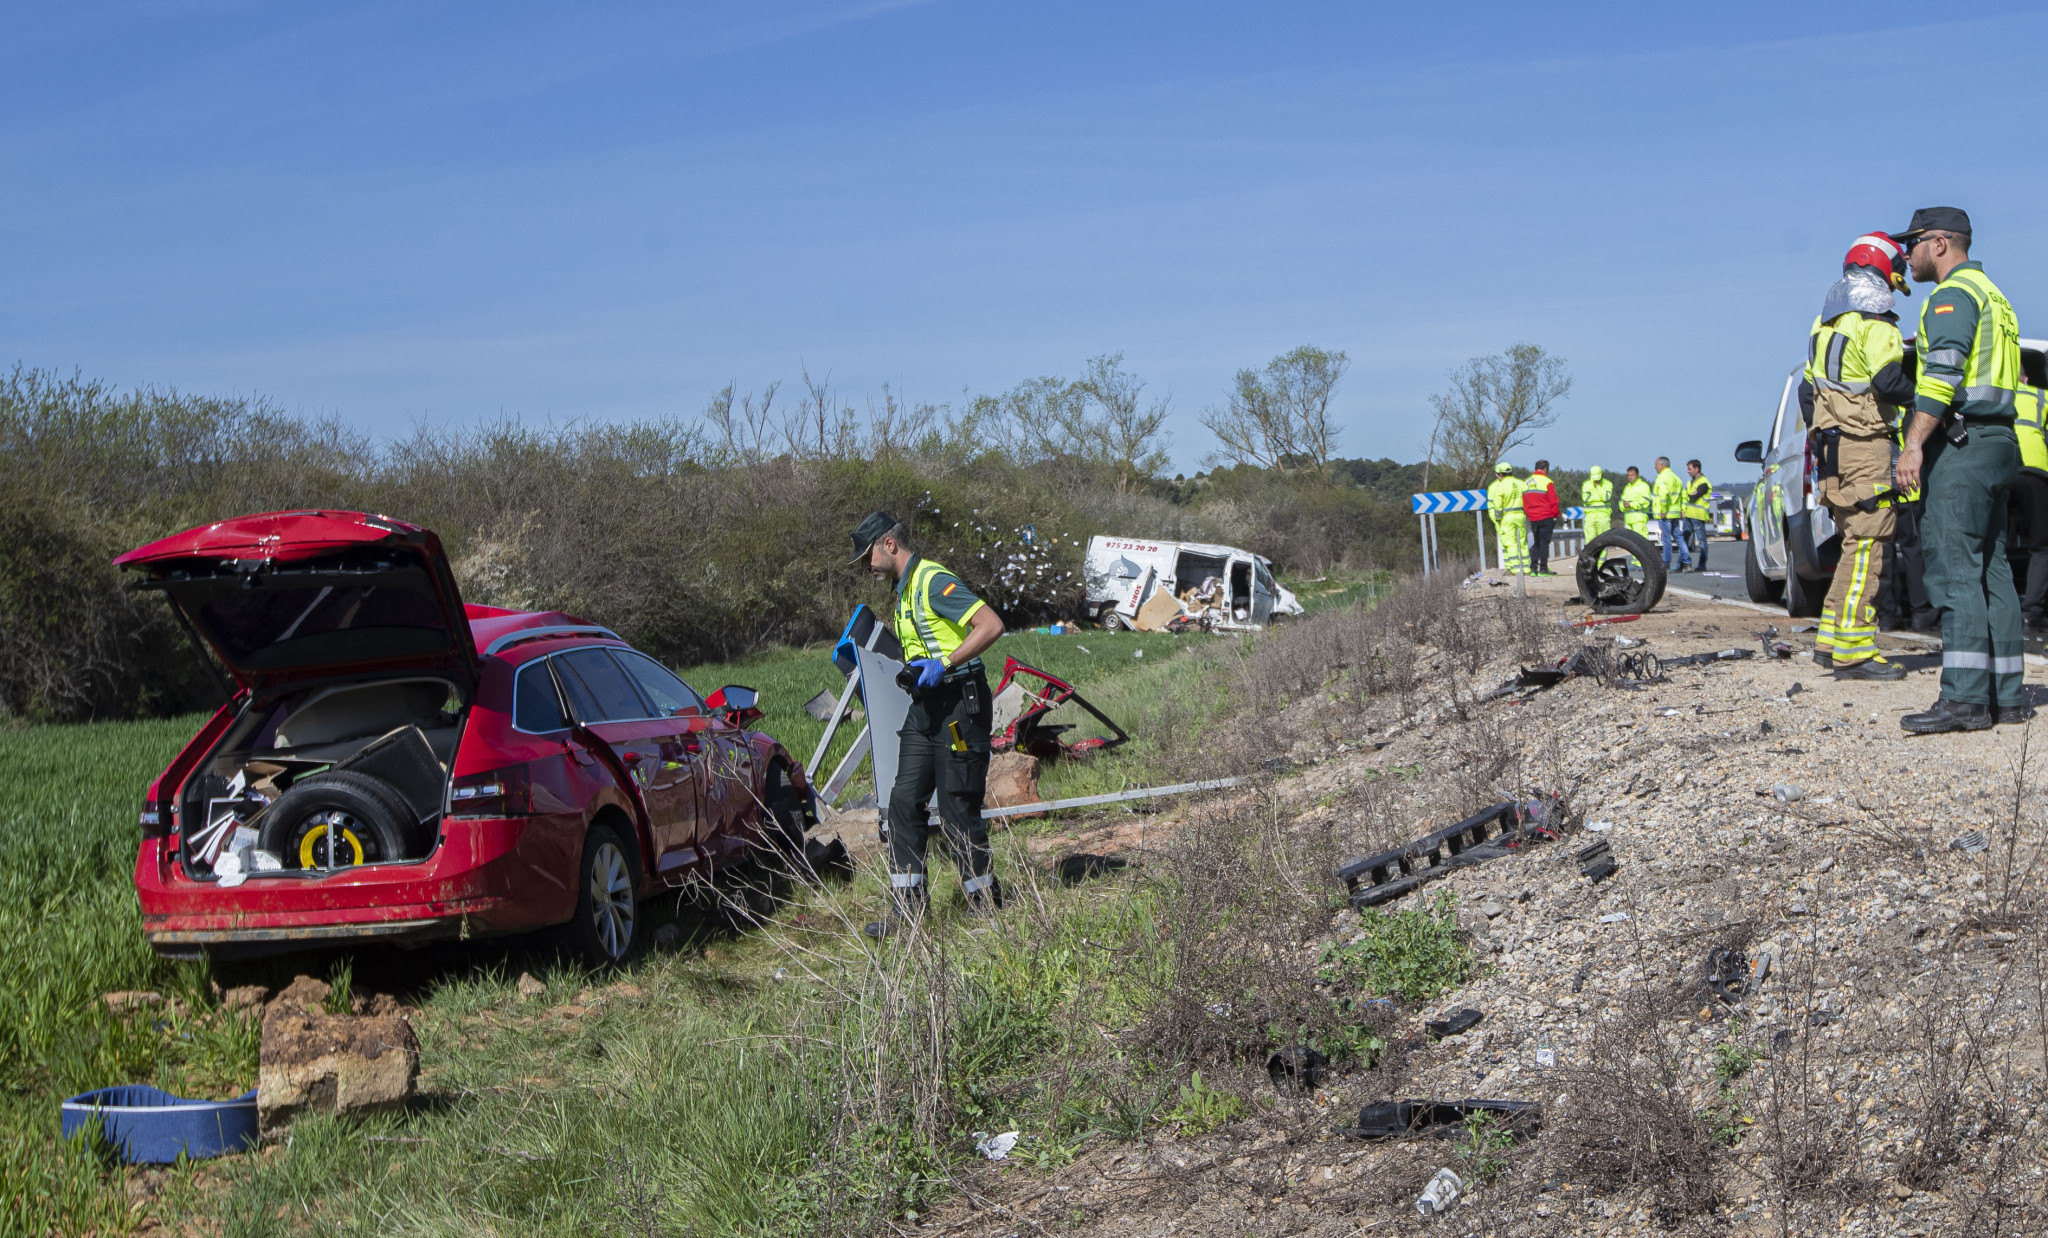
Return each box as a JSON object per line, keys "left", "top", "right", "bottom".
{"left": 115, "top": 510, "right": 479, "bottom": 689}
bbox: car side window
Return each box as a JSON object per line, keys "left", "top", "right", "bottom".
{"left": 613, "top": 650, "right": 704, "bottom": 716}
{"left": 513, "top": 659, "right": 568, "bottom": 732}
{"left": 555, "top": 648, "right": 653, "bottom": 723}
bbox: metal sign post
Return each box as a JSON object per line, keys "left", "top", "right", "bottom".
{"left": 1410, "top": 490, "right": 1490, "bottom": 577}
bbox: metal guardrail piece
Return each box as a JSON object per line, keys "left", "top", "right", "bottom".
{"left": 956, "top": 776, "right": 1247, "bottom": 823}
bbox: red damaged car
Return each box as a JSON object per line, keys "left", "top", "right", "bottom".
{"left": 119, "top": 510, "right": 814, "bottom": 965}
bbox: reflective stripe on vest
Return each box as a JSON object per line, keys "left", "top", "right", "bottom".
{"left": 1919, "top": 267, "right": 2022, "bottom": 415}
{"left": 894, "top": 558, "right": 972, "bottom": 663}
{"left": 1806, "top": 312, "right": 1896, "bottom": 395}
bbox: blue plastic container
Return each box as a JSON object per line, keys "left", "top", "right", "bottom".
{"left": 61, "top": 1085, "right": 259, "bottom": 1163}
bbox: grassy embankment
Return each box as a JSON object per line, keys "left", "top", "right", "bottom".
{"left": 0, "top": 572, "right": 1384, "bottom": 1235}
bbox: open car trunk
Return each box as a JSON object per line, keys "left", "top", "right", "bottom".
{"left": 176, "top": 675, "right": 467, "bottom": 881}
{"left": 116, "top": 512, "right": 479, "bottom": 883}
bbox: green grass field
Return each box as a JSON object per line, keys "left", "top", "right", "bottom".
{"left": 0, "top": 572, "right": 1384, "bottom": 1235}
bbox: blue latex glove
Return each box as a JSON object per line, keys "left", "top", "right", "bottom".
{"left": 910, "top": 657, "right": 947, "bottom": 688}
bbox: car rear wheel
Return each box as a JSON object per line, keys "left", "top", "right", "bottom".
{"left": 1785, "top": 559, "right": 1826, "bottom": 618}
{"left": 563, "top": 823, "right": 640, "bottom": 966}
{"left": 258, "top": 771, "right": 420, "bottom": 870}
{"left": 1744, "top": 537, "right": 1784, "bottom": 604}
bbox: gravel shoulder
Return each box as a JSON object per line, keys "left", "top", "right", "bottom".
{"left": 929, "top": 573, "right": 2048, "bottom": 1237}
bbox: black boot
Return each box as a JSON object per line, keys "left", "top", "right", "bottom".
{"left": 1812, "top": 648, "right": 1834, "bottom": 670}
{"left": 964, "top": 874, "right": 1005, "bottom": 917}
{"left": 1901, "top": 699, "right": 1994, "bottom": 734}
{"left": 1995, "top": 702, "right": 2038, "bottom": 725}
{"left": 1834, "top": 656, "right": 1907, "bottom": 681}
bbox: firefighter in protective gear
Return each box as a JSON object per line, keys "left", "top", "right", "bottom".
{"left": 1487, "top": 462, "right": 1528, "bottom": 574}
{"left": 1619, "top": 466, "right": 1652, "bottom": 535}
{"left": 1651, "top": 457, "right": 1690, "bottom": 570}
{"left": 1799, "top": 231, "right": 1914, "bottom": 679}
{"left": 1580, "top": 466, "right": 1614, "bottom": 540}
{"left": 849, "top": 511, "right": 1008, "bottom": 937}
{"left": 1892, "top": 208, "right": 2027, "bottom": 731}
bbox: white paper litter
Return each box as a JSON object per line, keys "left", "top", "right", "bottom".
{"left": 973, "top": 1131, "right": 1020, "bottom": 1160}
{"left": 1416, "top": 1167, "right": 1464, "bottom": 1214}
{"left": 1586, "top": 820, "right": 1614, "bottom": 833}
{"left": 1598, "top": 912, "right": 1630, "bottom": 924}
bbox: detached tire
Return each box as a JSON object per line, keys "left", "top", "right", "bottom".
{"left": 1575, "top": 529, "right": 1667, "bottom": 615}
{"left": 563, "top": 823, "right": 640, "bottom": 966}
{"left": 259, "top": 771, "right": 420, "bottom": 869}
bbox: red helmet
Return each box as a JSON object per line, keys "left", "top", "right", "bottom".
{"left": 1843, "top": 232, "right": 1909, "bottom": 295}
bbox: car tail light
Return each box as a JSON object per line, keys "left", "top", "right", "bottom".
{"left": 449, "top": 764, "right": 533, "bottom": 818}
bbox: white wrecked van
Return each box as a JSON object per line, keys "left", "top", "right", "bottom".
{"left": 1082, "top": 535, "right": 1304, "bottom": 631}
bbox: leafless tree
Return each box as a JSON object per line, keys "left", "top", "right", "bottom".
{"left": 1069, "top": 353, "right": 1171, "bottom": 493}
{"left": 1200, "top": 345, "right": 1348, "bottom": 472}
{"left": 1430, "top": 344, "right": 1572, "bottom": 486}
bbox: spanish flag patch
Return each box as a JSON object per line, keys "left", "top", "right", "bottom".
{"left": 1934, "top": 304, "right": 1956, "bottom": 313}
{"left": 942, "top": 582, "right": 957, "bottom": 596}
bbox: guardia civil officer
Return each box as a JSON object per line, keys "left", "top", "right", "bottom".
{"left": 849, "top": 512, "right": 1008, "bottom": 937}
{"left": 1891, "top": 208, "right": 2027, "bottom": 731}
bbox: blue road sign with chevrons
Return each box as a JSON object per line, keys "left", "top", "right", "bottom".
{"left": 1410, "top": 490, "right": 1488, "bottom": 514}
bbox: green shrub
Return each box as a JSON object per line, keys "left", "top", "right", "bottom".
{"left": 1319, "top": 892, "right": 1476, "bottom": 1002}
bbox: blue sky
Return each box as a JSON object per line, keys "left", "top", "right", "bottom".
{"left": 4, "top": 1, "right": 2046, "bottom": 476}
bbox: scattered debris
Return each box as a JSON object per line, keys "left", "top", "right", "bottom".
{"left": 516, "top": 973, "right": 546, "bottom": 1000}
{"left": 802, "top": 689, "right": 857, "bottom": 724}
{"left": 1417, "top": 1167, "right": 1464, "bottom": 1215}
{"left": 1577, "top": 837, "right": 1617, "bottom": 883}
{"left": 990, "top": 659, "right": 1129, "bottom": 760}
{"left": 1054, "top": 852, "right": 1130, "bottom": 884}
{"left": 1597, "top": 911, "right": 1630, "bottom": 924}
{"left": 1267, "top": 1045, "right": 1329, "bottom": 1095}
{"left": 1564, "top": 613, "right": 1644, "bottom": 630}
{"left": 801, "top": 835, "right": 854, "bottom": 878}
{"left": 1757, "top": 626, "right": 1795, "bottom": 658}
{"left": 1786, "top": 682, "right": 1805, "bottom": 696}
{"left": 1660, "top": 647, "right": 1755, "bottom": 668}
{"left": 61, "top": 1085, "right": 258, "bottom": 1164}
{"left": 1704, "top": 946, "right": 1752, "bottom": 1005}
{"left": 1585, "top": 820, "right": 1614, "bottom": 833}
{"left": 1348, "top": 1099, "right": 1542, "bottom": 1142}
{"left": 1424, "top": 1009, "right": 1482, "bottom": 1039}
{"left": 1951, "top": 830, "right": 1990, "bottom": 854}
{"left": 973, "top": 1130, "right": 1021, "bottom": 1160}
{"left": 1572, "top": 962, "right": 1593, "bottom": 992}
{"left": 1771, "top": 784, "right": 1806, "bottom": 804}
{"left": 1337, "top": 800, "right": 1560, "bottom": 908}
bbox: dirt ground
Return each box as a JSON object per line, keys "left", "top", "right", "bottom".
{"left": 920, "top": 570, "right": 2048, "bottom": 1238}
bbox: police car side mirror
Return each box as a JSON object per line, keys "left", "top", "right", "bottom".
{"left": 1733, "top": 440, "right": 1764, "bottom": 464}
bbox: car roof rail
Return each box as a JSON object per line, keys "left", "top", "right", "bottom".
{"left": 482, "top": 624, "right": 622, "bottom": 657}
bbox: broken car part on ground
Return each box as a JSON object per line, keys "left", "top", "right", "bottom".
{"left": 1337, "top": 799, "right": 1561, "bottom": 908}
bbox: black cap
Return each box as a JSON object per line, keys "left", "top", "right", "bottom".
{"left": 849, "top": 511, "right": 899, "bottom": 564}
{"left": 1895, "top": 206, "right": 1972, "bottom": 243}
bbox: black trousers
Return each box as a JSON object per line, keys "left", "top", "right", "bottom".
{"left": 1878, "top": 501, "right": 1939, "bottom": 631}
{"left": 885, "top": 668, "right": 996, "bottom": 902}
{"left": 1527, "top": 519, "right": 1556, "bottom": 573}
{"left": 2016, "top": 548, "right": 2048, "bottom": 630}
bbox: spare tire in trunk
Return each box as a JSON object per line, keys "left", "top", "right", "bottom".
{"left": 259, "top": 771, "right": 423, "bottom": 869}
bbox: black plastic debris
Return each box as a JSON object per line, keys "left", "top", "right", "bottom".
{"left": 1771, "top": 1029, "right": 1792, "bottom": 1055}
{"left": 1336, "top": 799, "right": 1561, "bottom": 908}
{"left": 1481, "top": 666, "right": 1570, "bottom": 702}
{"left": 1757, "top": 626, "right": 1794, "bottom": 658}
{"left": 1577, "top": 838, "right": 1617, "bottom": 883}
{"left": 802, "top": 836, "right": 855, "bottom": 878}
{"left": 1571, "top": 963, "right": 1592, "bottom": 994}
{"left": 1425, "top": 1009, "right": 1483, "bottom": 1039}
{"left": 1949, "top": 830, "right": 1990, "bottom": 855}
{"left": 1787, "top": 682, "right": 1804, "bottom": 696}
{"left": 1054, "top": 852, "right": 1129, "bottom": 884}
{"left": 1704, "top": 947, "right": 1749, "bottom": 1005}
{"left": 1345, "top": 1098, "right": 1542, "bottom": 1141}
{"left": 1267, "top": 1045, "right": 1328, "bottom": 1096}
{"left": 1660, "top": 647, "right": 1755, "bottom": 669}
